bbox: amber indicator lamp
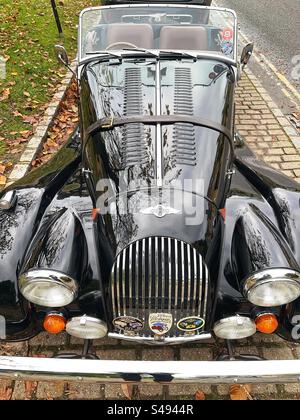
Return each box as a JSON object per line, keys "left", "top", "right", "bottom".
{"left": 255, "top": 313, "right": 278, "bottom": 334}
{"left": 43, "top": 313, "right": 66, "bottom": 334}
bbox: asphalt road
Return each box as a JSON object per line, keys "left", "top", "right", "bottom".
{"left": 215, "top": 0, "right": 300, "bottom": 93}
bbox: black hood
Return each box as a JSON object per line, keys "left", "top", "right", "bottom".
{"left": 81, "top": 58, "right": 234, "bottom": 254}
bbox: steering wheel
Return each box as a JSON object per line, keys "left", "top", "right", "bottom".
{"left": 106, "top": 42, "right": 138, "bottom": 51}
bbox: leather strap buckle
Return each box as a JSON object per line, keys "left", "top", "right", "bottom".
{"left": 101, "top": 117, "right": 114, "bottom": 129}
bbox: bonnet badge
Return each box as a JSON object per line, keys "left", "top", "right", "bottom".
{"left": 140, "top": 204, "right": 180, "bottom": 218}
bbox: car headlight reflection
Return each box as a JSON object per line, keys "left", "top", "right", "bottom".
{"left": 19, "top": 269, "right": 78, "bottom": 307}
{"left": 243, "top": 269, "right": 300, "bottom": 307}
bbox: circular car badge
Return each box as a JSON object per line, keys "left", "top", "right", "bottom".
{"left": 113, "top": 316, "right": 144, "bottom": 332}
{"left": 149, "top": 313, "right": 173, "bottom": 336}
{"left": 177, "top": 316, "right": 205, "bottom": 332}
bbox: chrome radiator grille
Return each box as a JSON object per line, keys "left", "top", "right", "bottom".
{"left": 110, "top": 237, "right": 209, "bottom": 337}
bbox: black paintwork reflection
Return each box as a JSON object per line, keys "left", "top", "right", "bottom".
{"left": 2, "top": 56, "right": 300, "bottom": 342}
{"left": 81, "top": 59, "right": 234, "bottom": 209}
{"left": 81, "top": 60, "right": 157, "bottom": 201}
{"left": 232, "top": 203, "right": 299, "bottom": 283}
{"left": 0, "top": 188, "right": 43, "bottom": 323}
{"left": 22, "top": 208, "right": 88, "bottom": 282}
{"left": 0, "top": 132, "right": 82, "bottom": 339}
{"left": 106, "top": 190, "right": 218, "bottom": 254}
{"left": 215, "top": 148, "right": 300, "bottom": 329}
{"left": 272, "top": 188, "right": 300, "bottom": 264}
{"left": 20, "top": 168, "right": 108, "bottom": 320}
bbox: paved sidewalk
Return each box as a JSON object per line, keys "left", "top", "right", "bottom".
{"left": 236, "top": 69, "right": 300, "bottom": 181}
{"left": 1, "top": 69, "right": 300, "bottom": 400}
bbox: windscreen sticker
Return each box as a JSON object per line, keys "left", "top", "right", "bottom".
{"left": 222, "top": 27, "right": 234, "bottom": 41}
{"left": 221, "top": 40, "right": 234, "bottom": 56}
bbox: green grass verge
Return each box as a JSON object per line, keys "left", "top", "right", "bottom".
{"left": 0, "top": 0, "right": 98, "bottom": 162}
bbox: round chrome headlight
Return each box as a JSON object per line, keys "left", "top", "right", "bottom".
{"left": 243, "top": 269, "right": 300, "bottom": 307}
{"left": 66, "top": 316, "right": 108, "bottom": 339}
{"left": 214, "top": 316, "right": 256, "bottom": 340}
{"left": 19, "top": 270, "right": 78, "bottom": 308}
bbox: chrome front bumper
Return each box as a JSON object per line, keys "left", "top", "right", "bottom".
{"left": 1, "top": 356, "right": 300, "bottom": 384}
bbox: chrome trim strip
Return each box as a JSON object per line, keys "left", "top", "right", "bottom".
{"left": 3, "top": 356, "right": 300, "bottom": 385}
{"left": 149, "top": 238, "right": 152, "bottom": 314}
{"left": 155, "top": 60, "right": 163, "bottom": 187}
{"left": 168, "top": 237, "right": 172, "bottom": 312}
{"left": 129, "top": 243, "right": 133, "bottom": 313}
{"left": 187, "top": 244, "right": 192, "bottom": 313}
{"left": 109, "top": 332, "right": 212, "bottom": 345}
{"left": 122, "top": 248, "right": 127, "bottom": 316}
{"left": 111, "top": 262, "right": 116, "bottom": 318}
{"left": 79, "top": 52, "right": 237, "bottom": 72}
{"left": 116, "top": 254, "right": 121, "bottom": 317}
{"left": 198, "top": 253, "right": 203, "bottom": 317}
{"left": 155, "top": 236, "right": 159, "bottom": 311}
{"left": 161, "top": 237, "right": 165, "bottom": 311}
{"left": 135, "top": 243, "right": 139, "bottom": 317}
{"left": 142, "top": 238, "right": 146, "bottom": 317}
{"left": 203, "top": 264, "right": 209, "bottom": 321}
{"left": 174, "top": 239, "right": 179, "bottom": 322}
{"left": 192, "top": 248, "right": 197, "bottom": 313}
{"left": 180, "top": 241, "right": 185, "bottom": 314}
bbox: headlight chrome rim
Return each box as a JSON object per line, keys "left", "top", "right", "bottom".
{"left": 213, "top": 316, "right": 256, "bottom": 340}
{"left": 19, "top": 269, "right": 78, "bottom": 308}
{"left": 243, "top": 268, "right": 300, "bottom": 307}
{"left": 66, "top": 316, "right": 108, "bottom": 339}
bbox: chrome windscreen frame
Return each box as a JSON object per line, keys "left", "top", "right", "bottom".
{"left": 78, "top": 4, "right": 238, "bottom": 66}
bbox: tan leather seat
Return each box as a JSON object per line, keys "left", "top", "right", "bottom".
{"left": 160, "top": 26, "right": 208, "bottom": 51}
{"left": 106, "top": 24, "right": 154, "bottom": 49}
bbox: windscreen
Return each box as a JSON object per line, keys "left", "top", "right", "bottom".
{"left": 79, "top": 5, "right": 236, "bottom": 60}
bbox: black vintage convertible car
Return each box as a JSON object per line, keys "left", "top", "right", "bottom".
{"left": 1, "top": 3, "right": 300, "bottom": 385}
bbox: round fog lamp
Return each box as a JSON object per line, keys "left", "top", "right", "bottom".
{"left": 213, "top": 316, "right": 256, "bottom": 340}
{"left": 66, "top": 316, "right": 108, "bottom": 339}
{"left": 244, "top": 269, "right": 300, "bottom": 307}
{"left": 19, "top": 270, "right": 78, "bottom": 308}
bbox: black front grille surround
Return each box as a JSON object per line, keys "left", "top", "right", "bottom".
{"left": 110, "top": 236, "right": 209, "bottom": 338}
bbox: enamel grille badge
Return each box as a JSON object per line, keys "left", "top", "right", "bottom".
{"left": 113, "top": 316, "right": 144, "bottom": 332}
{"left": 149, "top": 313, "right": 173, "bottom": 335}
{"left": 177, "top": 316, "right": 205, "bottom": 332}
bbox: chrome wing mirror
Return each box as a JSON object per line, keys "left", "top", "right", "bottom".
{"left": 55, "top": 45, "right": 70, "bottom": 66}
{"left": 237, "top": 43, "right": 254, "bottom": 81}
{"left": 54, "top": 45, "right": 77, "bottom": 79}
{"left": 241, "top": 43, "right": 254, "bottom": 69}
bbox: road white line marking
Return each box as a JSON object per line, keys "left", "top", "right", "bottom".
{"left": 213, "top": 0, "right": 300, "bottom": 107}
{"left": 239, "top": 31, "right": 300, "bottom": 106}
